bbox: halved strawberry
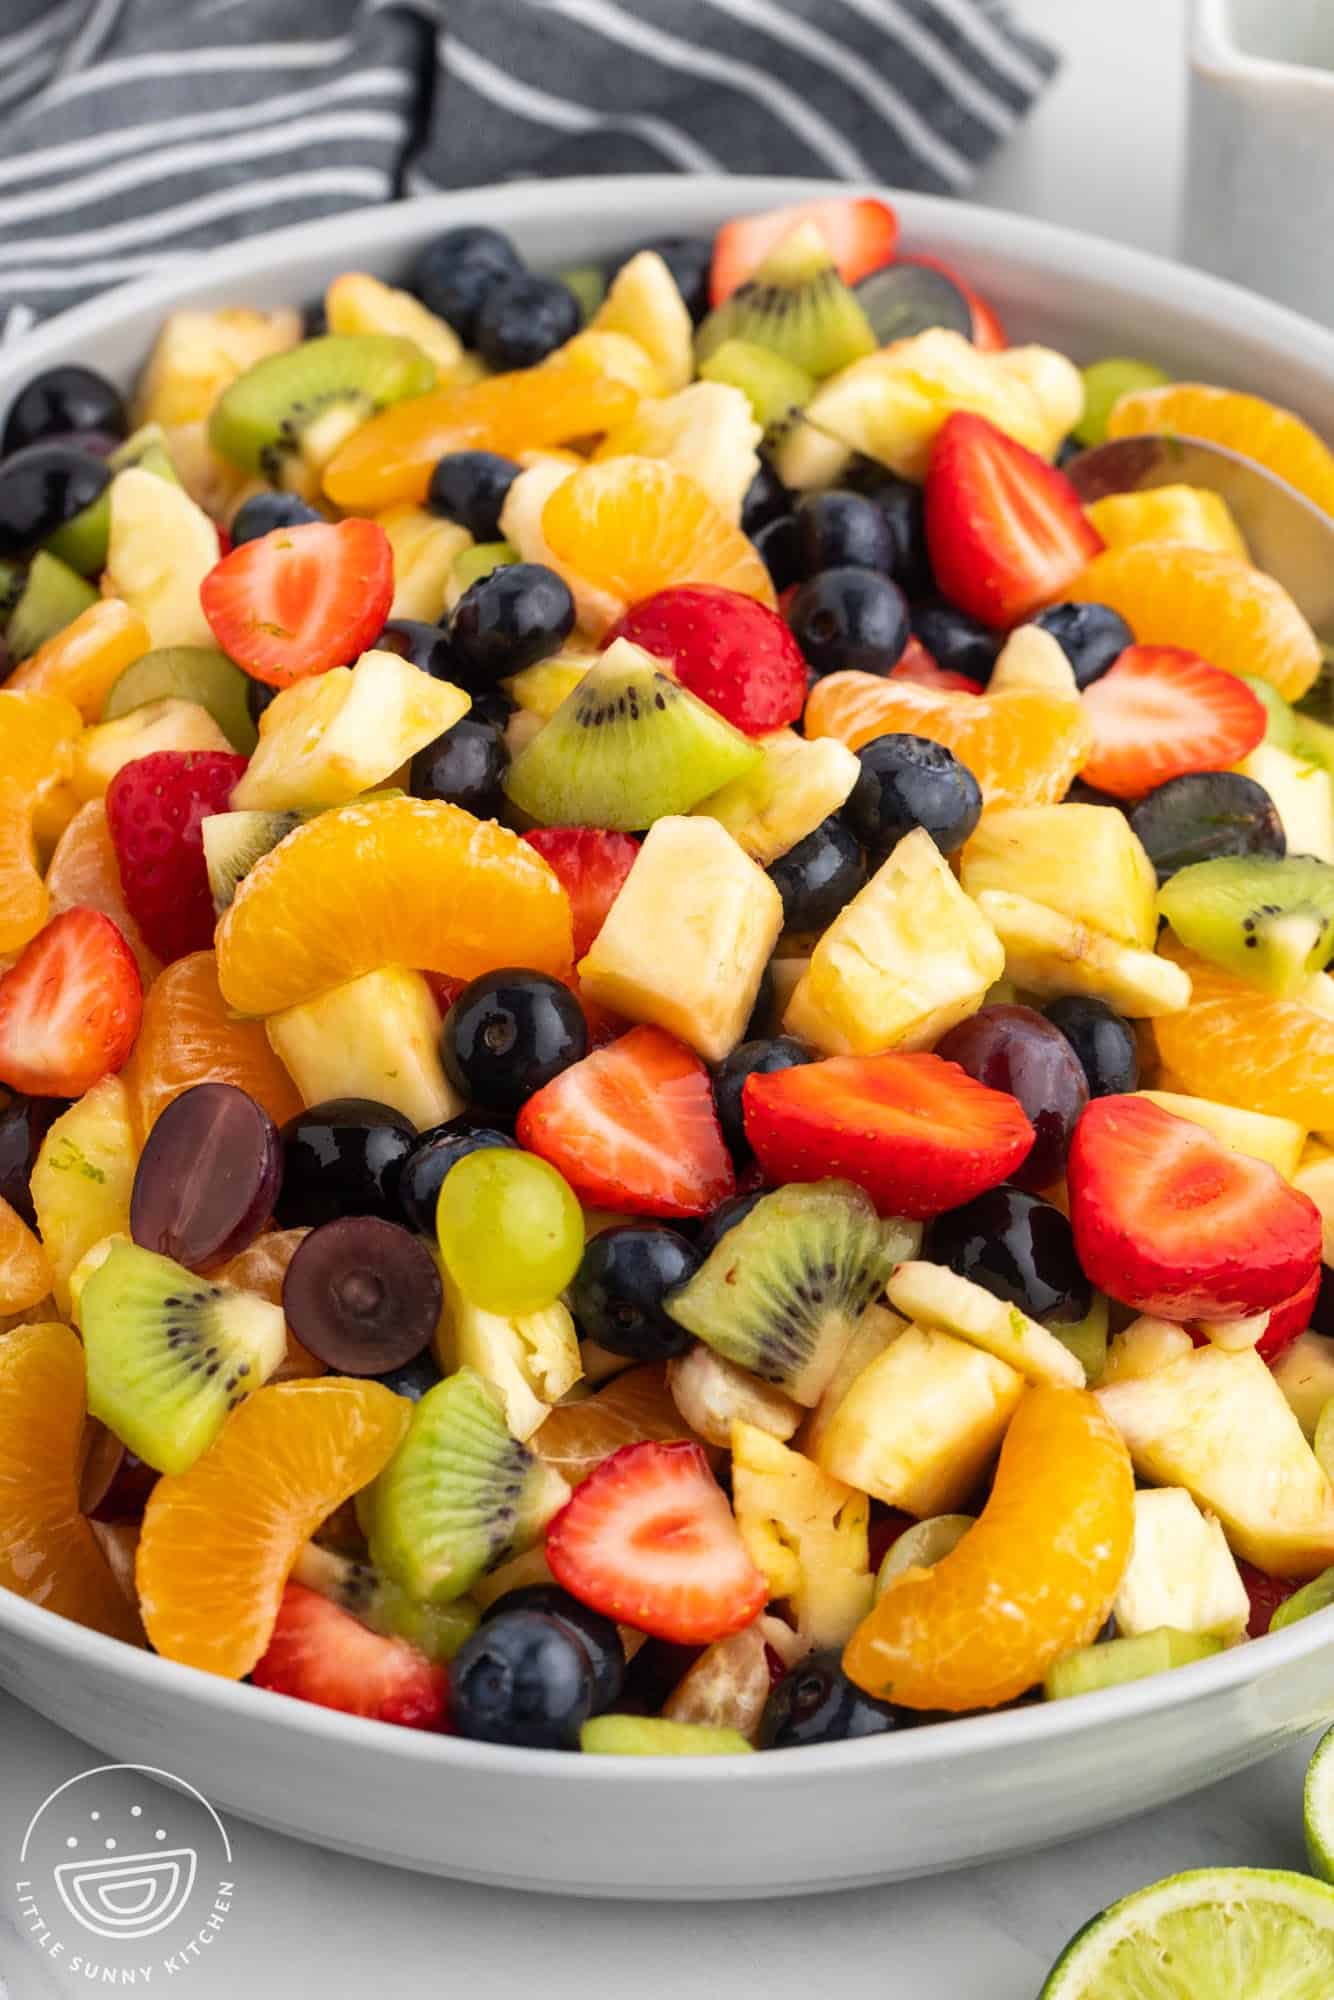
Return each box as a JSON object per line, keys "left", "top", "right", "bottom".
{"left": 516, "top": 1024, "right": 734, "bottom": 1218}
{"left": 710, "top": 196, "right": 898, "bottom": 306}
{"left": 1068, "top": 1095, "right": 1321, "bottom": 1320}
{"left": 603, "top": 586, "right": 808, "bottom": 736}
{"left": 107, "top": 749, "right": 249, "bottom": 964}
{"left": 522, "top": 827, "right": 641, "bottom": 958}
{"left": 742, "top": 1051, "right": 1034, "bottom": 1218}
{"left": 907, "top": 253, "right": 1008, "bottom": 350}
{"left": 252, "top": 1582, "right": 448, "bottom": 1730}
{"left": 0, "top": 907, "right": 142, "bottom": 1097}
{"left": 1079, "top": 644, "right": 1267, "bottom": 798}
{"left": 889, "top": 635, "right": 983, "bottom": 694}
{"left": 545, "top": 1440, "right": 768, "bottom": 1644}
{"left": 200, "top": 517, "right": 393, "bottom": 687}
{"left": 1237, "top": 1560, "right": 1301, "bottom": 1638}
{"left": 925, "top": 412, "right": 1103, "bottom": 629}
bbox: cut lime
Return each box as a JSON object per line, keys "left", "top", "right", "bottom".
{"left": 1305, "top": 1725, "right": 1334, "bottom": 1883}
{"left": 1040, "top": 1867, "right": 1334, "bottom": 1998}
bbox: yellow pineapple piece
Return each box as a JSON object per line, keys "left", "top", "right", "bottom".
{"left": 505, "top": 649, "right": 597, "bottom": 719}
{"left": 72, "top": 699, "right": 232, "bottom": 802}
{"left": 104, "top": 467, "right": 219, "bottom": 649}
{"left": 886, "top": 1260, "right": 1084, "bottom": 1387}
{"left": 1294, "top": 1152, "right": 1334, "bottom": 1264}
{"left": 134, "top": 306, "right": 302, "bottom": 428}
{"left": 992, "top": 346, "right": 1086, "bottom": 447}
{"left": 588, "top": 250, "right": 693, "bottom": 392}
{"left": 1273, "top": 1332, "right": 1334, "bottom": 1439}
{"left": 731, "top": 1420, "right": 873, "bottom": 1648}
{"left": 266, "top": 966, "right": 461, "bottom": 1130}
{"left": 975, "top": 889, "right": 1192, "bottom": 1016}
{"left": 694, "top": 729, "right": 859, "bottom": 867}
{"left": 798, "top": 1302, "right": 905, "bottom": 1462}
{"left": 30, "top": 1078, "right": 137, "bottom": 1316}
{"left": 562, "top": 328, "right": 665, "bottom": 397}
{"left": 666, "top": 1345, "right": 801, "bottom": 1449}
{"left": 1113, "top": 1487, "right": 1250, "bottom": 1640}
{"left": 1142, "top": 1090, "right": 1306, "bottom": 1181}
{"left": 378, "top": 504, "right": 472, "bottom": 622}
{"left": 961, "top": 804, "right": 1158, "bottom": 950}
{"left": 1233, "top": 742, "right": 1334, "bottom": 863}
{"left": 1085, "top": 485, "right": 1248, "bottom": 558}
{"left": 433, "top": 1264, "right": 582, "bottom": 1441}
{"left": 595, "top": 382, "right": 761, "bottom": 523}
{"left": 986, "top": 624, "right": 1080, "bottom": 699}
{"left": 1102, "top": 1317, "right": 1196, "bottom": 1383}
{"left": 326, "top": 272, "right": 463, "bottom": 381}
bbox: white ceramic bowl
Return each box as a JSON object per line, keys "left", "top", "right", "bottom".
{"left": 5, "top": 177, "right": 1334, "bottom": 1901}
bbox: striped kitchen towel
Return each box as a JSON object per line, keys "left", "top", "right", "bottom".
{"left": 0, "top": 0, "right": 1058, "bottom": 341}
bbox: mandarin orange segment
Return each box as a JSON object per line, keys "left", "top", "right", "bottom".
{"left": 136, "top": 1377, "right": 410, "bottom": 1677}
{"left": 0, "top": 1194, "right": 53, "bottom": 1317}
{"left": 843, "top": 1386, "right": 1133, "bottom": 1711}
{"left": 1066, "top": 543, "right": 1321, "bottom": 701}
{"left": 0, "top": 1321, "right": 144, "bottom": 1643}
{"left": 45, "top": 800, "right": 162, "bottom": 985}
{"left": 533, "top": 1362, "right": 703, "bottom": 1487}
{"left": 126, "top": 950, "right": 302, "bottom": 1137}
{"left": 0, "top": 782, "right": 48, "bottom": 956}
{"left": 0, "top": 688, "right": 83, "bottom": 802}
{"left": 214, "top": 1229, "right": 325, "bottom": 1378}
{"left": 541, "top": 457, "right": 776, "bottom": 609}
{"left": 1106, "top": 382, "right": 1334, "bottom": 519}
{"left": 215, "top": 796, "right": 574, "bottom": 1017}
{"left": 804, "top": 672, "right": 1089, "bottom": 810}
{"left": 4, "top": 601, "right": 152, "bottom": 722}
{"left": 1153, "top": 935, "right": 1334, "bottom": 1128}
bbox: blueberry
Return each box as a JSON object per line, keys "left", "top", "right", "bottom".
{"left": 396, "top": 1119, "right": 518, "bottom": 1233}
{"left": 743, "top": 957, "right": 775, "bottom": 1041}
{"left": 301, "top": 299, "right": 328, "bottom": 339}
{"left": 475, "top": 273, "right": 581, "bottom": 372}
{"left": 767, "top": 815, "right": 866, "bottom": 932}
{"left": 412, "top": 225, "right": 525, "bottom": 343}
{"left": 789, "top": 567, "right": 909, "bottom": 678}
{"left": 846, "top": 732, "right": 982, "bottom": 860}
{"left": 410, "top": 714, "right": 509, "bottom": 815}
{"left": 924, "top": 1186, "right": 1092, "bottom": 1326}
{"left": 480, "top": 1584, "right": 625, "bottom": 1711}
{"left": 1054, "top": 436, "right": 1081, "bottom": 469}
{"left": 910, "top": 600, "right": 999, "bottom": 685}
{"left": 849, "top": 468, "right": 932, "bottom": 597}
{"left": 568, "top": 1224, "right": 698, "bottom": 1361}
{"left": 274, "top": 1098, "right": 416, "bottom": 1230}
{"left": 427, "top": 450, "right": 521, "bottom": 542}
{"left": 375, "top": 615, "right": 464, "bottom": 684}
{"left": 0, "top": 1089, "right": 65, "bottom": 1228}
{"left": 372, "top": 1348, "right": 443, "bottom": 1401}
{"left": 758, "top": 1650, "right": 907, "bottom": 1748}
{"left": 692, "top": 1191, "right": 766, "bottom": 1261}
{"left": 1129, "top": 771, "right": 1286, "bottom": 884}
{"left": 794, "top": 491, "right": 894, "bottom": 576}
{"left": 712, "top": 1036, "right": 813, "bottom": 1163}
{"left": 0, "top": 444, "right": 109, "bottom": 560}
{"left": 1043, "top": 996, "right": 1140, "bottom": 1099}
{"left": 450, "top": 562, "right": 575, "bottom": 684}
{"left": 245, "top": 678, "right": 278, "bottom": 726}
{"left": 442, "top": 969, "right": 588, "bottom": 1114}
{"left": 753, "top": 513, "right": 801, "bottom": 592}
{"left": 607, "top": 236, "right": 713, "bottom": 322}
{"left": 449, "top": 1609, "right": 596, "bottom": 1749}
{"left": 740, "top": 457, "right": 791, "bottom": 538}
{"left": 1034, "top": 600, "right": 1133, "bottom": 689}
{"left": 3, "top": 367, "right": 127, "bottom": 457}
{"left": 230, "top": 491, "right": 322, "bottom": 545}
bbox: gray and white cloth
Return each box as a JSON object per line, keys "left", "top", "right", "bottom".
{"left": 0, "top": 0, "right": 1058, "bottom": 341}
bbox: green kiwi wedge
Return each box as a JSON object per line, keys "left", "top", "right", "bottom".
{"left": 665, "top": 1180, "right": 920, "bottom": 1406}
{"left": 698, "top": 337, "right": 814, "bottom": 437}
{"left": 695, "top": 222, "right": 876, "bottom": 382}
{"left": 5, "top": 550, "right": 97, "bottom": 660}
{"left": 103, "top": 646, "right": 259, "bottom": 754}
{"left": 1159, "top": 853, "right": 1334, "bottom": 995}
{"left": 0, "top": 559, "right": 24, "bottom": 623}
{"left": 504, "top": 641, "right": 762, "bottom": 832}
{"left": 367, "top": 1367, "right": 570, "bottom": 1604}
{"left": 1044, "top": 1628, "right": 1222, "bottom": 1701}
{"left": 1237, "top": 673, "right": 1298, "bottom": 750}
{"left": 79, "top": 1241, "right": 287, "bottom": 1476}
{"left": 291, "top": 1543, "right": 479, "bottom": 1663}
{"left": 208, "top": 334, "right": 437, "bottom": 480}
{"left": 580, "top": 1717, "right": 753, "bottom": 1756}
{"left": 46, "top": 428, "right": 180, "bottom": 576}
{"left": 202, "top": 808, "right": 303, "bottom": 914}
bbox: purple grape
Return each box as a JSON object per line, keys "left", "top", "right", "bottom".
{"left": 281, "top": 1216, "right": 442, "bottom": 1375}
{"left": 79, "top": 1423, "right": 158, "bottom": 1521}
{"left": 130, "top": 1082, "right": 281, "bottom": 1270}
{"left": 934, "top": 1004, "right": 1089, "bottom": 1192}
{"left": 0, "top": 1089, "right": 65, "bottom": 1227}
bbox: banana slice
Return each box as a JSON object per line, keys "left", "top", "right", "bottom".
{"left": 987, "top": 624, "right": 1080, "bottom": 699}
{"left": 886, "top": 1260, "right": 1085, "bottom": 1388}
{"left": 975, "top": 888, "right": 1193, "bottom": 1016}
{"left": 105, "top": 467, "right": 219, "bottom": 649}
{"left": 498, "top": 459, "right": 624, "bottom": 638}
{"left": 589, "top": 250, "right": 693, "bottom": 393}
{"left": 667, "top": 1345, "right": 801, "bottom": 1449}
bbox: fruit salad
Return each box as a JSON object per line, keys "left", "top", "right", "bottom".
{"left": 4, "top": 196, "right": 1334, "bottom": 1759}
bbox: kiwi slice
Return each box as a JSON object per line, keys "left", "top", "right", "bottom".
{"left": 79, "top": 1241, "right": 287, "bottom": 1476}
{"left": 1044, "top": 1627, "right": 1222, "bottom": 1701}
{"left": 202, "top": 808, "right": 302, "bottom": 914}
{"left": 46, "top": 430, "right": 180, "bottom": 577}
{"left": 5, "top": 550, "right": 97, "bottom": 659}
{"left": 664, "top": 1180, "right": 920, "bottom": 1406}
{"left": 695, "top": 222, "right": 876, "bottom": 382}
{"left": 1159, "top": 853, "right": 1334, "bottom": 995}
{"left": 504, "top": 641, "right": 762, "bottom": 832}
{"left": 367, "top": 1366, "right": 570, "bottom": 1604}
{"left": 1237, "top": 672, "right": 1297, "bottom": 750}
{"left": 108, "top": 423, "right": 183, "bottom": 484}
{"left": 0, "top": 559, "right": 24, "bottom": 622}
{"left": 580, "top": 1717, "right": 753, "bottom": 1756}
{"left": 208, "top": 334, "right": 437, "bottom": 481}
{"left": 291, "top": 1542, "right": 479, "bottom": 1662}
{"left": 698, "top": 337, "right": 814, "bottom": 436}
{"left": 103, "top": 646, "right": 258, "bottom": 753}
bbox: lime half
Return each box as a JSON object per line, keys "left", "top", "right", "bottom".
{"left": 1305, "top": 1725, "right": 1334, "bottom": 1883}
{"left": 1040, "top": 1867, "right": 1334, "bottom": 1998}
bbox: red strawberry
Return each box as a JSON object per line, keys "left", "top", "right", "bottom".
{"left": 200, "top": 517, "right": 393, "bottom": 687}
{"left": 743, "top": 1051, "right": 1034, "bottom": 1219}
{"left": 604, "top": 585, "right": 807, "bottom": 736}
{"left": 517, "top": 1024, "right": 734, "bottom": 1218}
{"left": 106, "top": 749, "right": 249, "bottom": 964}
{"left": 545, "top": 1440, "right": 768, "bottom": 1644}
{"left": 710, "top": 196, "right": 898, "bottom": 306}
{"left": 925, "top": 412, "right": 1103, "bottom": 629}
{"left": 1068, "top": 1095, "right": 1321, "bottom": 1320}
{"left": 251, "top": 1583, "right": 448, "bottom": 1730}
{"left": 889, "top": 635, "right": 982, "bottom": 695}
{"left": 1237, "top": 1561, "right": 1301, "bottom": 1638}
{"left": 907, "top": 253, "right": 1008, "bottom": 350}
{"left": 1079, "top": 645, "right": 1267, "bottom": 798}
{"left": 522, "top": 826, "right": 640, "bottom": 957}
{"left": 0, "top": 908, "right": 142, "bottom": 1097}
{"left": 422, "top": 972, "right": 467, "bottom": 1015}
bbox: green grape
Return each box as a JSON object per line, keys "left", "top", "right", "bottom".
{"left": 1073, "top": 356, "right": 1171, "bottom": 448}
{"left": 436, "top": 1147, "right": 584, "bottom": 1315}
{"left": 452, "top": 541, "right": 519, "bottom": 596}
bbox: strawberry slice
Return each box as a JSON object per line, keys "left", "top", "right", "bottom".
{"left": 1079, "top": 644, "right": 1267, "bottom": 798}
{"left": 888, "top": 635, "right": 982, "bottom": 694}
{"left": 1237, "top": 1561, "right": 1302, "bottom": 1638}
{"left": 603, "top": 585, "right": 808, "bottom": 736}
{"left": 743, "top": 1051, "right": 1034, "bottom": 1219}
{"left": 522, "top": 827, "right": 641, "bottom": 958}
{"left": 516, "top": 1024, "right": 734, "bottom": 1218}
{"left": 925, "top": 412, "right": 1103, "bottom": 629}
{"left": 0, "top": 907, "right": 141, "bottom": 1097}
{"left": 251, "top": 1582, "right": 448, "bottom": 1729}
{"left": 1068, "top": 1095, "right": 1321, "bottom": 1320}
{"left": 200, "top": 517, "right": 393, "bottom": 687}
{"left": 710, "top": 196, "right": 898, "bottom": 306}
{"left": 106, "top": 749, "right": 249, "bottom": 964}
{"left": 545, "top": 1440, "right": 768, "bottom": 1644}
{"left": 908, "top": 253, "right": 1008, "bottom": 350}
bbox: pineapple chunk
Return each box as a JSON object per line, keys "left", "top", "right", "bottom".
{"left": 666, "top": 1344, "right": 801, "bottom": 1449}
{"left": 811, "top": 1323, "right": 1024, "bottom": 1516}
{"left": 230, "top": 649, "right": 468, "bottom": 812}
{"left": 378, "top": 504, "right": 472, "bottom": 621}
{"left": 1097, "top": 1344, "right": 1334, "bottom": 1576}
{"left": 992, "top": 346, "right": 1086, "bottom": 447}
{"left": 694, "top": 730, "right": 859, "bottom": 867}
{"left": 1233, "top": 742, "right": 1334, "bottom": 863}
{"left": 562, "top": 327, "right": 666, "bottom": 397}
{"left": 505, "top": 649, "right": 597, "bottom": 719}
{"left": 134, "top": 305, "right": 301, "bottom": 429}
{"left": 266, "top": 966, "right": 461, "bottom": 1130}
{"left": 578, "top": 816, "right": 783, "bottom": 1063}
{"left": 1273, "top": 1332, "right": 1334, "bottom": 1438}
{"left": 1102, "top": 1317, "right": 1195, "bottom": 1383}
{"left": 1295, "top": 1151, "right": 1334, "bottom": 1263}
{"left": 104, "top": 467, "right": 219, "bottom": 649}
{"left": 326, "top": 272, "right": 463, "bottom": 381}
{"left": 1086, "top": 485, "right": 1248, "bottom": 558}
{"left": 975, "top": 889, "right": 1192, "bottom": 1016}
{"left": 588, "top": 250, "right": 693, "bottom": 392}
{"left": 433, "top": 1264, "right": 582, "bottom": 1441}
{"left": 1113, "top": 1488, "right": 1250, "bottom": 1641}
{"left": 784, "top": 827, "right": 1004, "bottom": 1056}
{"left": 886, "top": 1261, "right": 1085, "bottom": 1388}
{"left": 798, "top": 1302, "right": 906, "bottom": 1462}
{"left": 72, "top": 698, "right": 232, "bottom": 802}
{"left": 499, "top": 459, "right": 624, "bottom": 637}
{"left": 595, "top": 382, "right": 761, "bottom": 523}
{"left": 987, "top": 625, "right": 1080, "bottom": 700}
{"left": 662, "top": 1615, "right": 806, "bottom": 1735}
{"left": 731, "top": 1421, "right": 873, "bottom": 1648}
{"left": 1141, "top": 1090, "right": 1306, "bottom": 1181}
{"left": 30, "top": 1077, "right": 137, "bottom": 1316}
{"left": 961, "top": 806, "right": 1158, "bottom": 950}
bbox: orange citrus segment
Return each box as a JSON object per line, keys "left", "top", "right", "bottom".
{"left": 4, "top": 600, "right": 152, "bottom": 721}
{"left": 0, "top": 1195, "right": 53, "bottom": 1316}
{"left": 44, "top": 799, "right": 162, "bottom": 985}
{"left": 541, "top": 458, "right": 776, "bottom": 609}
{"left": 0, "top": 1321, "right": 144, "bottom": 1643}
{"left": 216, "top": 796, "right": 573, "bottom": 1016}
{"left": 214, "top": 1228, "right": 325, "bottom": 1378}
{"left": 1067, "top": 544, "right": 1321, "bottom": 701}
{"left": 0, "top": 688, "right": 83, "bottom": 802}
{"left": 1154, "top": 935, "right": 1334, "bottom": 1128}
{"left": 533, "top": 1362, "right": 705, "bottom": 1487}
{"left": 0, "top": 783, "right": 47, "bottom": 956}
{"left": 804, "top": 672, "right": 1089, "bottom": 810}
{"left": 843, "top": 1386, "right": 1133, "bottom": 1711}
{"left": 1107, "top": 382, "right": 1334, "bottom": 519}
{"left": 126, "top": 950, "right": 302, "bottom": 1137}
{"left": 136, "top": 1377, "right": 410, "bottom": 1677}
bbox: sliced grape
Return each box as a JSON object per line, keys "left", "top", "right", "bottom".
{"left": 130, "top": 1082, "right": 281, "bottom": 1270}
{"left": 854, "top": 261, "right": 972, "bottom": 345}
{"left": 79, "top": 1420, "right": 159, "bottom": 1521}
{"left": 281, "top": 1215, "right": 442, "bottom": 1375}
